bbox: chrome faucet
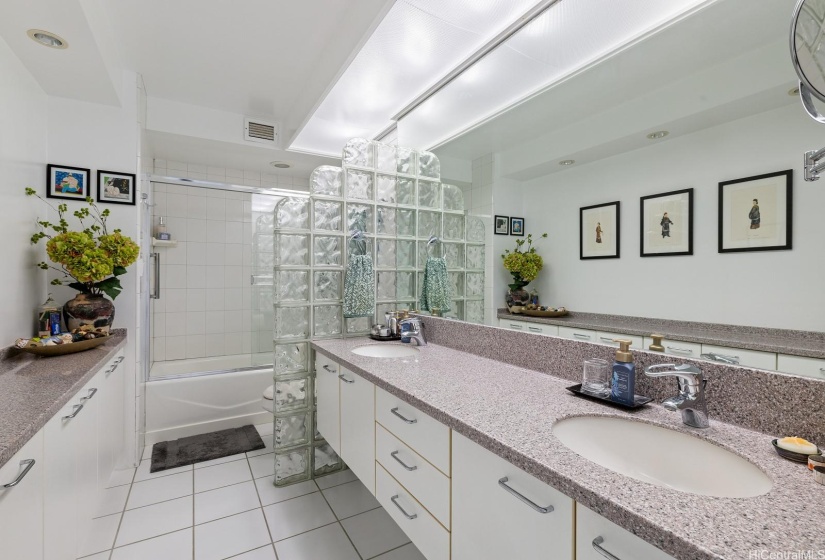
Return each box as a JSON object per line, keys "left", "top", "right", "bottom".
{"left": 398, "top": 317, "right": 427, "bottom": 346}
{"left": 644, "top": 364, "right": 709, "bottom": 428}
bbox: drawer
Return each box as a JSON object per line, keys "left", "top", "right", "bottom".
{"left": 376, "top": 388, "right": 450, "bottom": 476}
{"left": 777, "top": 354, "right": 825, "bottom": 380}
{"left": 700, "top": 344, "right": 776, "bottom": 370}
{"left": 596, "top": 331, "right": 644, "bottom": 350}
{"left": 376, "top": 464, "right": 450, "bottom": 560}
{"left": 643, "top": 337, "right": 702, "bottom": 358}
{"left": 576, "top": 503, "right": 675, "bottom": 560}
{"left": 498, "top": 319, "right": 559, "bottom": 337}
{"left": 376, "top": 424, "right": 450, "bottom": 528}
{"left": 314, "top": 352, "right": 339, "bottom": 376}
{"left": 558, "top": 326, "right": 597, "bottom": 343}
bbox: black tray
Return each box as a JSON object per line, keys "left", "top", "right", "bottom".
{"left": 566, "top": 384, "right": 653, "bottom": 410}
{"left": 369, "top": 333, "right": 402, "bottom": 342}
{"left": 771, "top": 439, "right": 820, "bottom": 464}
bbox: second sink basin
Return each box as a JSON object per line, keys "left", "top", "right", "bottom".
{"left": 351, "top": 344, "right": 419, "bottom": 358}
{"left": 552, "top": 416, "right": 772, "bottom": 498}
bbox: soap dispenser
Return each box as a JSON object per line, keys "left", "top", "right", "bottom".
{"left": 649, "top": 334, "right": 665, "bottom": 352}
{"left": 610, "top": 339, "right": 636, "bottom": 406}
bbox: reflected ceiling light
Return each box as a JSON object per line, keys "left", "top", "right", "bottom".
{"left": 646, "top": 130, "right": 669, "bottom": 140}
{"left": 27, "top": 29, "right": 67, "bottom": 49}
{"left": 559, "top": 159, "right": 575, "bottom": 165}
{"left": 270, "top": 161, "right": 291, "bottom": 169}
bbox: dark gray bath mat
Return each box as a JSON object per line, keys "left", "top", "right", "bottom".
{"left": 150, "top": 425, "right": 266, "bottom": 472}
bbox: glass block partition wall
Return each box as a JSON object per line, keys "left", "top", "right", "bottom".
{"left": 271, "top": 139, "right": 487, "bottom": 486}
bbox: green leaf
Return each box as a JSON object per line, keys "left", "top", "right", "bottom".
{"left": 68, "top": 282, "right": 90, "bottom": 293}
{"left": 50, "top": 279, "right": 62, "bottom": 285}
{"left": 25, "top": 187, "right": 36, "bottom": 195}
{"left": 94, "top": 277, "right": 122, "bottom": 300}
{"left": 112, "top": 266, "right": 127, "bottom": 276}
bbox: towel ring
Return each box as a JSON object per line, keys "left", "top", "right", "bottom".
{"left": 427, "top": 235, "right": 444, "bottom": 258}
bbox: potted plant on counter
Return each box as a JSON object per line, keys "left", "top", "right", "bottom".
{"left": 26, "top": 188, "right": 139, "bottom": 329}
{"left": 501, "top": 232, "right": 547, "bottom": 310}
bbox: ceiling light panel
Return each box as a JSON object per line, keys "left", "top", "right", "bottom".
{"left": 291, "top": 0, "right": 540, "bottom": 156}
{"left": 398, "top": 0, "right": 711, "bottom": 150}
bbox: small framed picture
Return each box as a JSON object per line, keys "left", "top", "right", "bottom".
{"left": 97, "top": 170, "right": 137, "bottom": 205}
{"left": 580, "top": 201, "right": 620, "bottom": 259}
{"left": 718, "top": 170, "right": 792, "bottom": 253}
{"left": 47, "top": 164, "right": 91, "bottom": 201}
{"left": 510, "top": 217, "right": 525, "bottom": 236}
{"left": 494, "top": 215, "right": 510, "bottom": 235}
{"left": 640, "top": 188, "right": 693, "bottom": 257}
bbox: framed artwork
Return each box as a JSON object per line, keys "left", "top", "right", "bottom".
{"left": 510, "top": 217, "right": 525, "bottom": 236}
{"left": 580, "top": 201, "right": 620, "bottom": 259}
{"left": 97, "top": 170, "right": 137, "bottom": 205}
{"left": 494, "top": 215, "right": 510, "bottom": 235}
{"left": 47, "top": 164, "right": 91, "bottom": 201}
{"left": 640, "top": 188, "right": 693, "bottom": 257}
{"left": 718, "top": 170, "right": 792, "bottom": 253}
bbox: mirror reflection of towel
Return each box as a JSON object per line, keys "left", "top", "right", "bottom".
{"left": 343, "top": 254, "right": 375, "bottom": 318}
{"left": 420, "top": 257, "right": 451, "bottom": 313}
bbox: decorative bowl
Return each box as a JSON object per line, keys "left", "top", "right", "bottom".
{"left": 18, "top": 336, "right": 110, "bottom": 357}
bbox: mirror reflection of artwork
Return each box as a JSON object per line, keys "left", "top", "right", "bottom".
{"left": 640, "top": 188, "right": 693, "bottom": 257}
{"left": 580, "top": 201, "right": 620, "bottom": 259}
{"left": 97, "top": 170, "right": 136, "bottom": 205}
{"left": 46, "top": 164, "right": 91, "bottom": 201}
{"left": 719, "top": 170, "right": 792, "bottom": 253}
{"left": 494, "top": 215, "right": 510, "bottom": 235}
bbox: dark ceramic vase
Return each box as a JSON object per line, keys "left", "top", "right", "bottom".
{"left": 64, "top": 293, "right": 116, "bottom": 330}
{"left": 506, "top": 276, "right": 531, "bottom": 308}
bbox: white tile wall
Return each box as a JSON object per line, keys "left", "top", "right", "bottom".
{"left": 153, "top": 159, "right": 310, "bottom": 191}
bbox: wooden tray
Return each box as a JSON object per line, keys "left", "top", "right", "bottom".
{"left": 521, "top": 309, "right": 569, "bottom": 318}
{"left": 18, "top": 336, "right": 109, "bottom": 357}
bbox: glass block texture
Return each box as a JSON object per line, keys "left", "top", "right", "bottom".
{"left": 311, "top": 166, "right": 343, "bottom": 197}
{"left": 275, "top": 270, "right": 309, "bottom": 302}
{"left": 376, "top": 175, "right": 397, "bottom": 204}
{"left": 313, "top": 200, "right": 343, "bottom": 232}
{"left": 397, "top": 178, "right": 416, "bottom": 205}
{"left": 443, "top": 214, "right": 464, "bottom": 241}
{"left": 466, "top": 245, "right": 485, "bottom": 270}
{"left": 276, "top": 412, "right": 309, "bottom": 448}
{"left": 313, "top": 236, "right": 342, "bottom": 267}
{"left": 418, "top": 151, "right": 441, "bottom": 179}
{"left": 313, "top": 305, "right": 342, "bottom": 337}
{"left": 274, "top": 342, "right": 308, "bottom": 376}
{"left": 275, "top": 306, "right": 309, "bottom": 340}
{"left": 418, "top": 181, "right": 440, "bottom": 209}
{"left": 275, "top": 234, "right": 308, "bottom": 266}
{"left": 277, "top": 197, "right": 309, "bottom": 230}
{"left": 275, "top": 448, "right": 309, "bottom": 485}
{"left": 397, "top": 209, "right": 416, "bottom": 237}
{"left": 467, "top": 216, "right": 486, "bottom": 242}
{"left": 375, "top": 143, "right": 397, "bottom": 174}
{"left": 346, "top": 169, "right": 374, "bottom": 200}
{"left": 275, "top": 375, "right": 309, "bottom": 413}
{"left": 377, "top": 207, "right": 397, "bottom": 236}
{"left": 442, "top": 184, "right": 464, "bottom": 211}
{"left": 313, "top": 271, "right": 341, "bottom": 301}
{"left": 343, "top": 138, "right": 374, "bottom": 169}
{"left": 397, "top": 147, "right": 416, "bottom": 175}
{"left": 376, "top": 239, "right": 396, "bottom": 268}
{"left": 347, "top": 204, "right": 373, "bottom": 234}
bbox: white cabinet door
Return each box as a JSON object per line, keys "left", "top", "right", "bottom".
{"left": 451, "top": 432, "right": 574, "bottom": 560}
{"left": 558, "top": 326, "right": 597, "bottom": 343}
{"left": 315, "top": 355, "right": 340, "bottom": 453}
{"left": 74, "top": 380, "right": 100, "bottom": 556}
{"left": 777, "top": 354, "right": 825, "bottom": 380}
{"left": 98, "top": 354, "right": 126, "bottom": 486}
{"left": 700, "top": 344, "right": 776, "bottom": 370}
{"left": 576, "top": 503, "right": 676, "bottom": 560}
{"left": 339, "top": 367, "right": 375, "bottom": 494}
{"left": 0, "top": 430, "right": 44, "bottom": 560}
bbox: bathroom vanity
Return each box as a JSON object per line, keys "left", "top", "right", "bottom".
{"left": 312, "top": 319, "right": 825, "bottom": 560}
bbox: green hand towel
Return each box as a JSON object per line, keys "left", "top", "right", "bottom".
{"left": 419, "top": 256, "right": 451, "bottom": 313}
{"left": 343, "top": 254, "right": 375, "bottom": 318}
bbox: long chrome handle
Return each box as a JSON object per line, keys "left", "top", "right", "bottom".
{"left": 390, "top": 495, "right": 417, "bottom": 520}
{"left": 573, "top": 333, "right": 591, "bottom": 340}
{"left": 390, "top": 407, "right": 417, "bottom": 424}
{"left": 528, "top": 326, "right": 542, "bottom": 332}
{"left": 150, "top": 252, "right": 160, "bottom": 299}
{"left": 509, "top": 323, "right": 523, "bottom": 330}
{"left": 338, "top": 374, "right": 354, "bottom": 384}
{"left": 80, "top": 388, "right": 98, "bottom": 401}
{"left": 666, "top": 346, "right": 694, "bottom": 355}
{"left": 390, "top": 451, "right": 417, "bottom": 471}
{"left": 2, "top": 459, "right": 36, "bottom": 488}
{"left": 62, "top": 403, "right": 84, "bottom": 420}
{"left": 592, "top": 537, "right": 621, "bottom": 560}
{"left": 322, "top": 364, "right": 335, "bottom": 373}
{"left": 599, "top": 336, "right": 614, "bottom": 343}
{"left": 497, "top": 477, "right": 553, "bottom": 514}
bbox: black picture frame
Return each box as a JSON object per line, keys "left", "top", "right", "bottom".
{"left": 718, "top": 170, "right": 792, "bottom": 253}
{"left": 494, "top": 215, "right": 510, "bottom": 235}
{"left": 510, "top": 217, "right": 525, "bottom": 236}
{"left": 580, "top": 201, "right": 620, "bottom": 260}
{"left": 97, "top": 170, "right": 137, "bottom": 205}
{"left": 640, "top": 188, "right": 694, "bottom": 257}
{"left": 46, "top": 164, "right": 91, "bottom": 201}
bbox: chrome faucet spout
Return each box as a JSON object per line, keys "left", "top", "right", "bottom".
{"left": 644, "top": 363, "right": 709, "bottom": 428}
{"left": 398, "top": 318, "right": 427, "bottom": 346}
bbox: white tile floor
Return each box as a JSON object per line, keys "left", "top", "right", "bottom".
{"left": 79, "top": 423, "right": 426, "bottom": 560}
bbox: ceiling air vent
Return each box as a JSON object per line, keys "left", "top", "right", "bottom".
{"left": 244, "top": 118, "right": 278, "bottom": 145}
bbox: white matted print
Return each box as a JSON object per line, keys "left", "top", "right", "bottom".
{"left": 580, "top": 201, "right": 620, "bottom": 259}
{"left": 640, "top": 188, "right": 693, "bottom": 257}
{"left": 719, "top": 170, "right": 792, "bottom": 253}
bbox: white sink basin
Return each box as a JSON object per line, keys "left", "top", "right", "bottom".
{"left": 552, "top": 416, "right": 772, "bottom": 498}
{"left": 351, "top": 345, "right": 419, "bottom": 358}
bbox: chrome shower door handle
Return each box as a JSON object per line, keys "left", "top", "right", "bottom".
{"left": 150, "top": 252, "right": 160, "bottom": 299}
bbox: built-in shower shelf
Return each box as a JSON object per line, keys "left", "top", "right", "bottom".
{"left": 151, "top": 239, "right": 178, "bottom": 247}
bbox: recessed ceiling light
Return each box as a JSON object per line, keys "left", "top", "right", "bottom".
{"left": 789, "top": 87, "right": 800, "bottom": 96}
{"left": 269, "top": 161, "right": 291, "bottom": 169}
{"left": 646, "top": 130, "right": 669, "bottom": 140}
{"left": 559, "top": 159, "right": 575, "bottom": 166}
{"left": 27, "top": 29, "right": 67, "bottom": 49}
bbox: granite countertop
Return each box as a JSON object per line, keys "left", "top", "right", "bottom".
{"left": 313, "top": 337, "right": 825, "bottom": 560}
{"left": 0, "top": 331, "right": 127, "bottom": 468}
{"left": 497, "top": 309, "right": 825, "bottom": 359}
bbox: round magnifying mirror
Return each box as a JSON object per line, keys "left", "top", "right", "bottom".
{"left": 791, "top": 0, "right": 825, "bottom": 122}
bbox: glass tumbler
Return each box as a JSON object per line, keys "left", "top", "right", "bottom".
{"left": 582, "top": 358, "right": 611, "bottom": 396}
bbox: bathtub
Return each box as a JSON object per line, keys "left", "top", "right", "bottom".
{"left": 145, "top": 356, "right": 273, "bottom": 445}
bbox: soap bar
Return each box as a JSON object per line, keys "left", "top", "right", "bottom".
{"left": 777, "top": 436, "right": 818, "bottom": 455}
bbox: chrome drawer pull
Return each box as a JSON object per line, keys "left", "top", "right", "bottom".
{"left": 573, "top": 333, "right": 591, "bottom": 340}
{"left": 390, "top": 451, "right": 417, "bottom": 471}
{"left": 592, "top": 536, "right": 621, "bottom": 560}
{"left": 80, "top": 388, "right": 98, "bottom": 401}
{"left": 2, "top": 459, "right": 36, "bottom": 488}
{"left": 105, "top": 366, "right": 116, "bottom": 376}
{"left": 599, "top": 337, "right": 614, "bottom": 342}
{"left": 497, "top": 477, "right": 553, "bottom": 514}
{"left": 390, "top": 495, "right": 417, "bottom": 520}
{"left": 510, "top": 324, "right": 523, "bottom": 330}
{"left": 390, "top": 407, "right": 417, "bottom": 424}
{"left": 338, "top": 374, "right": 355, "bottom": 384}
{"left": 528, "top": 327, "right": 542, "bottom": 332}
{"left": 322, "top": 364, "right": 335, "bottom": 373}
{"left": 62, "top": 403, "right": 84, "bottom": 420}
{"left": 666, "top": 346, "right": 693, "bottom": 355}
{"left": 114, "top": 356, "right": 125, "bottom": 365}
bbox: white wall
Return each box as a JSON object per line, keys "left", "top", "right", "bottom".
{"left": 0, "top": 36, "right": 48, "bottom": 344}
{"left": 518, "top": 104, "right": 825, "bottom": 331}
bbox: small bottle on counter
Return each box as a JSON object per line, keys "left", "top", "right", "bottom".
{"left": 37, "top": 294, "right": 61, "bottom": 337}
{"left": 155, "top": 216, "right": 171, "bottom": 240}
{"left": 610, "top": 339, "right": 636, "bottom": 406}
